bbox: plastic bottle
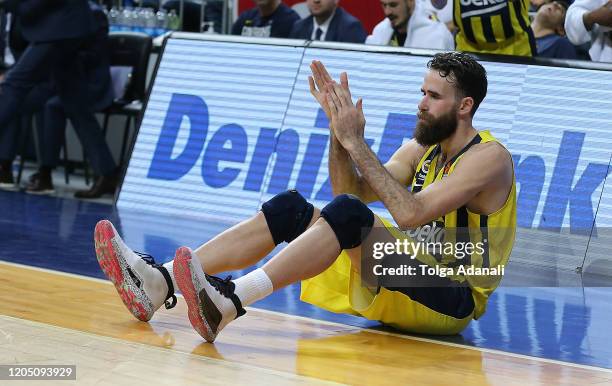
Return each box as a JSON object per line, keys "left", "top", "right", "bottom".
{"left": 131, "top": 7, "right": 144, "bottom": 33}
{"left": 155, "top": 9, "right": 168, "bottom": 37}
{"left": 108, "top": 6, "right": 120, "bottom": 32}
{"left": 119, "top": 8, "right": 132, "bottom": 32}
{"left": 143, "top": 8, "right": 156, "bottom": 36}
{"left": 204, "top": 22, "right": 216, "bottom": 34}
{"left": 167, "top": 9, "right": 181, "bottom": 31}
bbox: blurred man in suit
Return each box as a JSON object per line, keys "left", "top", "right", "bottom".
{"left": 0, "top": 0, "right": 117, "bottom": 198}
{"left": 289, "top": 0, "right": 367, "bottom": 43}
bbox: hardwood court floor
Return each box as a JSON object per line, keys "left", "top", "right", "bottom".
{"left": 2, "top": 261, "right": 611, "bottom": 386}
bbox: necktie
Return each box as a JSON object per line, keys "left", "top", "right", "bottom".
{"left": 315, "top": 27, "right": 323, "bottom": 41}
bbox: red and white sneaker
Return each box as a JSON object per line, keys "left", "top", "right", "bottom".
{"left": 94, "top": 220, "right": 177, "bottom": 321}
{"left": 173, "top": 246, "right": 246, "bottom": 342}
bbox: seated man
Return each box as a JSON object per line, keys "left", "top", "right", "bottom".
{"left": 25, "top": 0, "right": 115, "bottom": 196}
{"left": 0, "top": 0, "right": 117, "bottom": 198}
{"left": 531, "top": 1, "right": 578, "bottom": 59}
{"left": 95, "top": 52, "right": 516, "bottom": 341}
{"left": 366, "top": 0, "right": 454, "bottom": 50}
{"left": 289, "top": 0, "right": 367, "bottom": 43}
{"left": 232, "top": 0, "right": 301, "bottom": 38}
{"left": 565, "top": 0, "right": 612, "bottom": 62}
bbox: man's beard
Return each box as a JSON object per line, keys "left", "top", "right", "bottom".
{"left": 414, "top": 108, "right": 458, "bottom": 147}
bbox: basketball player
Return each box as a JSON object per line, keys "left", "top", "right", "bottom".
{"left": 94, "top": 52, "right": 516, "bottom": 342}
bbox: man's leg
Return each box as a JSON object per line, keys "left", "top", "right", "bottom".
{"left": 94, "top": 190, "right": 319, "bottom": 322}
{"left": 193, "top": 192, "right": 321, "bottom": 275}
{"left": 61, "top": 102, "right": 118, "bottom": 198}
{"left": 25, "top": 93, "right": 63, "bottom": 194}
{"left": 0, "top": 82, "right": 57, "bottom": 191}
{"left": 174, "top": 193, "right": 375, "bottom": 342}
{"left": 0, "top": 117, "right": 19, "bottom": 189}
{"left": 0, "top": 43, "right": 56, "bottom": 129}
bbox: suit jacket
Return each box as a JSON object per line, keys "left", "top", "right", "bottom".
{"left": 1, "top": 0, "right": 93, "bottom": 43}
{"left": 289, "top": 7, "right": 367, "bottom": 43}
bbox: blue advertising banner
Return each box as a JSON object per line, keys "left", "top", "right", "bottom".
{"left": 118, "top": 35, "right": 612, "bottom": 274}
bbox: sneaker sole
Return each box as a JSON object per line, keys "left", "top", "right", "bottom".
{"left": 25, "top": 189, "right": 55, "bottom": 195}
{"left": 94, "top": 220, "right": 154, "bottom": 322}
{"left": 173, "top": 247, "right": 216, "bottom": 342}
{"left": 0, "top": 183, "right": 18, "bottom": 191}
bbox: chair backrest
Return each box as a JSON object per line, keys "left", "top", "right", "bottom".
{"left": 107, "top": 32, "right": 152, "bottom": 103}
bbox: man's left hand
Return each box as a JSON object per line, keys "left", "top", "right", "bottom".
{"left": 325, "top": 74, "right": 366, "bottom": 152}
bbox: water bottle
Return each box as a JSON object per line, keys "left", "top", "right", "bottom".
{"left": 167, "top": 9, "right": 181, "bottom": 31}
{"left": 143, "top": 9, "right": 156, "bottom": 36}
{"left": 108, "top": 6, "right": 120, "bottom": 32}
{"left": 119, "top": 8, "right": 132, "bottom": 31}
{"left": 131, "top": 7, "right": 144, "bottom": 33}
{"left": 204, "top": 22, "right": 216, "bottom": 34}
{"left": 155, "top": 9, "right": 168, "bottom": 37}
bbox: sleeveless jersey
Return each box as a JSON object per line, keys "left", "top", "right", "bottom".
{"left": 453, "top": 0, "right": 536, "bottom": 57}
{"left": 409, "top": 130, "right": 516, "bottom": 319}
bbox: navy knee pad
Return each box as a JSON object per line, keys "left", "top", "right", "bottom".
{"left": 320, "top": 194, "right": 374, "bottom": 250}
{"left": 261, "top": 189, "right": 314, "bottom": 245}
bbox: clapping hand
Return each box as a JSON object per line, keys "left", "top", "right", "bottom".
{"left": 309, "top": 60, "right": 365, "bottom": 151}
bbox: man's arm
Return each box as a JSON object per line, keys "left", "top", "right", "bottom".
{"left": 329, "top": 136, "right": 424, "bottom": 203}
{"left": 325, "top": 82, "right": 511, "bottom": 228}
{"left": 583, "top": 0, "right": 612, "bottom": 30}
{"left": 565, "top": 0, "right": 611, "bottom": 45}
{"left": 346, "top": 140, "right": 509, "bottom": 228}
{"left": 309, "top": 61, "right": 424, "bottom": 202}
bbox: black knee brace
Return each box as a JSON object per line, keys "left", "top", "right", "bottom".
{"left": 320, "top": 194, "right": 374, "bottom": 250}
{"left": 261, "top": 189, "right": 314, "bottom": 245}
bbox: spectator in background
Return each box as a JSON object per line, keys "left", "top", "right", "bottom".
{"left": 0, "top": 0, "right": 117, "bottom": 198}
{"left": 454, "top": 0, "right": 536, "bottom": 56}
{"left": 366, "top": 0, "right": 454, "bottom": 50}
{"left": 531, "top": 1, "right": 577, "bottom": 59}
{"left": 530, "top": 0, "right": 548, "bottom": 11}
{"left": 232, "top": 0, "right": 300, "bottom": 38}
{"left": 0, "top": 10, "right": 55, "bottom": 191}
{"left": 25, "top": 1, "right": 115, "bottom": 196}
{"left": 289, "top": 0, "right": 367, "bottom": 43}
{"left": 565, "top": 0, "right": 612, "bottom": 62}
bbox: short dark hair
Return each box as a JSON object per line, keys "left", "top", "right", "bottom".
{"left": 427, "top": 52, "right": 487, "bottom": 117}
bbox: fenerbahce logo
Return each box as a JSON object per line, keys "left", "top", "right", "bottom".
{"left": 412, "top": 159, "right": 431, "bottom": 190}
{"left": 404, "top": 220, "right": 446, "bottom": 244}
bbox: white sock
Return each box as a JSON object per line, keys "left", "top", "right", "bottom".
{"left": 233, "top": 268, "right": 273, "bottom": 307}
{"left": 162, "top": 260, "right": 178, "bottom": 293}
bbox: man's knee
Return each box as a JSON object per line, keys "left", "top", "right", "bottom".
{"left": 261, "top": 189, "right": 314, "bottom": 245}
{"left": 320, "top": 194, "right": 374, "bottom": 250}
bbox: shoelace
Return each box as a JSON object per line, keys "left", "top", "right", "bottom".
{"left": 205, "top": 274, "right": 234, "bottom": 298}
{"left": 134, "top": 251, "right": 177, "bottom": 309}
{"left": 204, "top": 274, "right": 246, "bottom": 318}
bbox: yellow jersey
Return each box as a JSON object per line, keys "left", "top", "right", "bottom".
{"left": 453, "top": 0, "right": 536, "bottom": 57}
{"left": 409, "top": 130, "right": 516, "bottom": 319}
